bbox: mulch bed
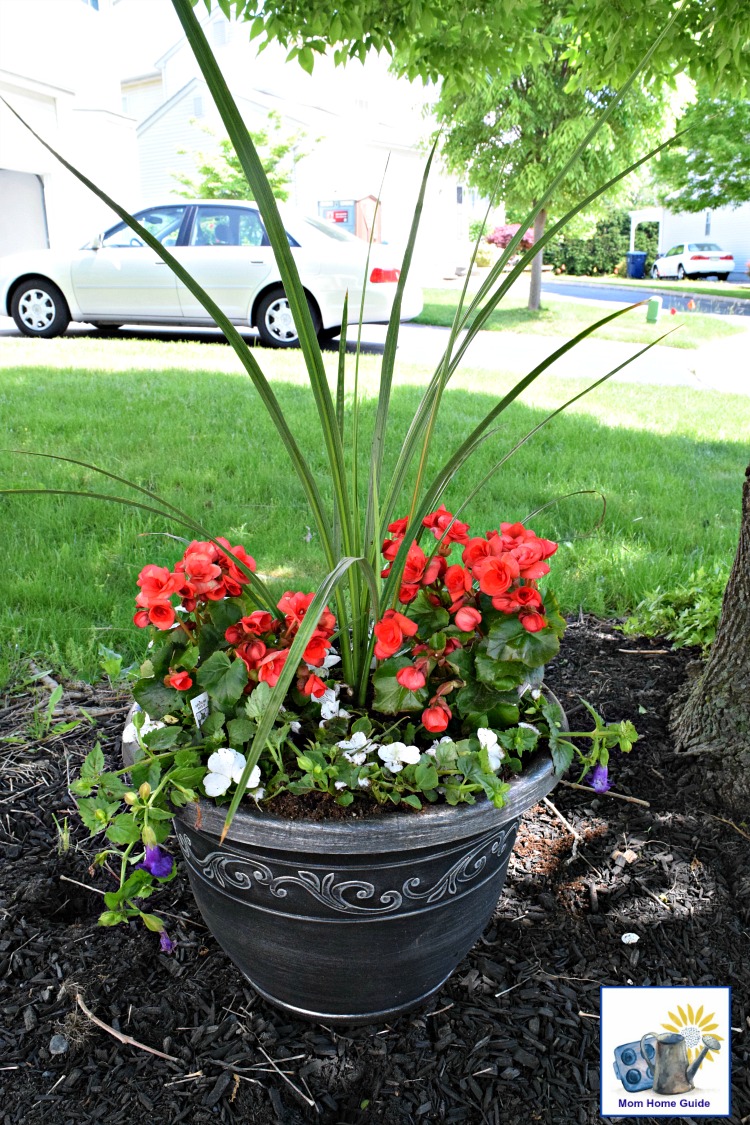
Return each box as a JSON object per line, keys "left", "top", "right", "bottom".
{"left": 1, "top": 617, "right": 748, "bottom": 1125}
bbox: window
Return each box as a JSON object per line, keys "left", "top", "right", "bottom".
{"left": 101, "top": 206, "right": 187, "bottom": 248}
{"left": 665, "top": 245, "right": 683, "bottom": 257}
{"left": 193, "top": 96, "right": 204, "bottom": 118}
{"left": 705, "top": 210, "right": 712, "bottom": 236}
{"left": 688, "top": 242, "right": 721, "bottom": 252}
{"left": 191, "top": 206, "right": 271, "bottom": 247}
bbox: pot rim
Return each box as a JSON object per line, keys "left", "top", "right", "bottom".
{"left": 125, "top": 689, "right": 566, "bottom": 853}
{"left": 176, "top": 748, "right": 559, "bottom": 852}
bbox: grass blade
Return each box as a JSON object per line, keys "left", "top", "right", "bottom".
{"left": 220, "top": 554, "right": 374, "bottom": 841}
{"left": 171, "top": 0, "right": 355, "bottom": 564}
{"left": 364, "top": 141, "right": 436, "bottom": 560}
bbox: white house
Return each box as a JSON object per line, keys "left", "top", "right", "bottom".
{"left": 0, "top": 0, "right": 139, "bottom": 255}
{"left": 115, "top": 0, "right": 468, "bottom": 278}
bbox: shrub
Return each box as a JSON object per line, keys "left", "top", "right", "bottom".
{"left": 622, "top": 565, "right": 728, "bottom": 651}
{"left": 474, "top": 243, "right": 493, "bottom": 267}
{"left": 468, "top": 218, "right": 488, "bottom": 244}
{"left": 486, "top": 223, "right": 535, "bottom": 251}
{"left": 546, "top": 209, "right": 659, "bottom": 276}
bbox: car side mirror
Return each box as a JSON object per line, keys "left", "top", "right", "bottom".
{"left": 89, "top": 233, "right": 104, "bottom": 251}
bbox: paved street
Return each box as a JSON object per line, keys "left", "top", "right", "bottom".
{"left": 541, "top": 277, "right": 750, "bottom": 317}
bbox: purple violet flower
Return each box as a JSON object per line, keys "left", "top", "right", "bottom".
{"left": 159, "top": 930, "right": 176, "bottom": 954}
{"left": 136, "top": 844, "right": 174, "bottom": 879}
{"left": 588, "top": 764, "right": 612, "bottom": 794}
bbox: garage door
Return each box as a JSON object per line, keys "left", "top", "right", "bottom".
{"left": 0, "top": 170, "right": 48, "bottom": 256}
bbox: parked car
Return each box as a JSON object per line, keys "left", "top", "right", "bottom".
{"left": 651, "top": 242, "right": 735, "bottom": 281}
{"left": 0, "top": 200, "right": 422, "bottom": 345}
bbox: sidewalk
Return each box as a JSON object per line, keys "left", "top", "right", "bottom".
{"left": 352, "top": 317, "right": 750, "bottom": 396}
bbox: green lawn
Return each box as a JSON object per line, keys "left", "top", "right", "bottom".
{"left": 415, "top": 288, "right": 744, "bottom": 349}
{"left": 1, "top": 334, "right": 748, "bottom": 680}
{"left": 562, "top": 275, "right": 750, "bottom": 303}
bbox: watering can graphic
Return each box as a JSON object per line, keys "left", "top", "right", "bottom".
{"left": 638, "top": 1031, "right": 722, "bottom": 1095}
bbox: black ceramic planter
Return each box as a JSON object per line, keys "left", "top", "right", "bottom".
{"left": 123, "top": 708, "right": 562, "bottom": 1025}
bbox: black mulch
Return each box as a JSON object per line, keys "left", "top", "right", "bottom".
{"left": 1, "top": 618, "right": 748, "bottom": 1125}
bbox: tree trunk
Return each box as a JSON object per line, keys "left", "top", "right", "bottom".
{"left": 527, "top": 208, "right": 546, "bottom": 311}
{"left": 671, "top": 462, "right": 750, "bottom": 814}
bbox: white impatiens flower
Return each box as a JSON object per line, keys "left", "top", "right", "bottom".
{"left": 378, "top": 742, "right": 421, "bottom": 773}
{"left": 334, "top": 780, "right": 348, "bottom": 791}
{"left": 426, "top": 736, "right": 453, "bottom": 757}
{"left": 123, "top": 710, "right": 165, "bottom": 749}
{"left": 336, "top": 731, "right": 379, "bottom": 766}
{"left": 204, "top": 748, "right": 261, "bottom": 797}
{"left": 477, "top": 727, "right": 504, "bottom": 771}
{"left": 319, "top": 686, "right": 350, "bottom": 724}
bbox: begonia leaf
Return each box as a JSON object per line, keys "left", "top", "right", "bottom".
{"left": 196, "top": 650, "right": 248, "bottom": 709}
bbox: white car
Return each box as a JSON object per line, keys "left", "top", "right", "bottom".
{"left": 651, "top": 242, "right": 735, "bottom": 282}
{"left": 0, "top": 200, "right": 422, "bottom": 346}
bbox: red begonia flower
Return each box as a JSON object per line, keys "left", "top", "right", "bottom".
{"left": 473, "top": 554, "right": 520, "bottom": 597}
{"left": 454, "top": 606, "right": 482, "bottom": 632}
{"left": 167, "top": 671, "right": 193, "bottom": 691}
{"left": 396, "top": 664, "right": 427, "bottom": 691}
{"left": 519, "top": 610, "right": 547, "bottom": 633}
{"left": 422, "top": 702, "right": 452, "bottom": 733}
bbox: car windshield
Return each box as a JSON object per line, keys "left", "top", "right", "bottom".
{"left": 688, "top": 243, "right": 724, "bottom": 252}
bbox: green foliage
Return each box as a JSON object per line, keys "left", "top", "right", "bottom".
{"left": 173, "top": 112, "right": 305, "bottom": 201}
{"left": 436, "top": 36, "right": 666, "bottom": 228}
{"left": 546, "top": 208, "right": 660, "bottom": 276}
{"left": 654, "top": 92, "right": 750, "bottom": 212}
{"left": 622, "top": 564, "right": 729, "bottom": 651}
{"left": 217, "top": 0, "right": 750, "bottom": 93}
{"left": 473, "top": 243, "right": 493, "bottom": 268}
{"left": 468, "top": 218, "right": 488, "bottom": 244}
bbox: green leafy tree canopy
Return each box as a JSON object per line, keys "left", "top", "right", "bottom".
{"left": 654, "top": 91, "right": 750, "bottom": 212}
{"left": 174, "top": 111, "right": 305, "bottom": 200}
{"left": 434, "top": 18, "right": 666, "bottom": 307}
{"left": 201, "top": 0, "right": 750, "bottom": 91}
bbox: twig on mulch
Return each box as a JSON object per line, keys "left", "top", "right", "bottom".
{"left": 543, "top": 797, "right": 582, "bottom": 842}
{"left": 560, "top": 780, "right": 650, "bottom": 807}
{"left": 69, "top": 985, "right": 180, "bottom": 1062}
{"left": 28, "top": 662, "right": 61, "bottom": 693}
{"left": 60, "top": 875, "right": 105, "bottom": 896}
{"left": 707, "top": 813, "right": 750, "bottom": 842}
{"left": 255, "top": 1043, "right": 318, "bottom": 1111}
{"left": 617, "top": 648, "right": 671, "bottom": 656}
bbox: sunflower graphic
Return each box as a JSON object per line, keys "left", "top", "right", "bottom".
{"left": 661, "top": 1004, "right": 724, "bottom": 1064}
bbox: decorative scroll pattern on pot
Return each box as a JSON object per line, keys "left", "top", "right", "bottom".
{"left": 176, "top": 822, "right": 519, "bottom": 918}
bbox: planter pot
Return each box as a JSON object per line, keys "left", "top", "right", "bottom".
{"left": 122, "top": 700, "right": 564, "bottom": 1026}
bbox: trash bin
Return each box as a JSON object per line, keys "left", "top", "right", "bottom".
{"left": 625, "top": 251, "right": 648, "bottom": 279}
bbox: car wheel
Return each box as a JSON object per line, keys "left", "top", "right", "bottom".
{"left": 650, "top": 265, "right": 661, "bottom": 280}
{"left": 676, "top": 265, "right": 686, "bottom": 280}
{"left": 255, "top": 288, "right": 320, "bottom": 348}
{"left": 318, "top": 325, "right": 342, "bottom": 345}
{"left": 717, "top": 273, "right": 730, "bottom": 282}
{"left": 11, "top": 277, "right": 70, "bottom": 338}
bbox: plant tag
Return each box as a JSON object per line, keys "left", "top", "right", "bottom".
{"left": 190, "top": 692, "right": 210, "bottom": 728}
